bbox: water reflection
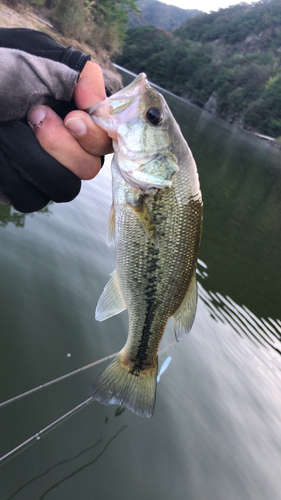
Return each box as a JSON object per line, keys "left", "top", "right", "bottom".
{"left": 197, "top": 260, "right": 281, "bottom": 380}
{"left": 38, "top": 425, "right": 127, "bottom": 500}
{"left": 6, "top": 425, "right": 127, "bottom": 500}
{"left": 6, "top": 438, "right": 102, "bottom": 500}
{"left": 0, "top": 204, "right": 29, "bottom": 228}
{"left": 1, "top": 70, "right": 281, "bottom": 500}
{"left": 0, "top": 203, "right": 51, "bottom": 228}
{"left": 168, "top": 93, "right": 281, "bottom": 322}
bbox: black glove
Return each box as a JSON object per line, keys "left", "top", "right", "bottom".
{"left": 0, "top": 28, "right": 91, "bottom": 213}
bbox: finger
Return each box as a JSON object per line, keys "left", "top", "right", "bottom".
{"left": 64, "top": 110, "right": 113, "bottom": 156}
{"left": 0, "top": 121, "right": 81, "bottom": 212}
{"left": 28, "top": 105, "right": 102, "bottom": 180}
{"left": 74, "top": 61, "right": 107, "bottom": 109}
{"left": 67, "top": 60, "right": 113, "bottom": 155}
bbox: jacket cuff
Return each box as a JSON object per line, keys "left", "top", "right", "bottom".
{"left": 62, "top": 46, "right": 91, "bottom": 73}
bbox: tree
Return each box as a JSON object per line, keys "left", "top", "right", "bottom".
{"left": 245, "top": 75, "right": 281, "bottom": 136}
{"left": 49, "top": 0, "right": 138, "bottom": 53}
{"left": 90, "top": 0, "right": 139, "bottom": 54}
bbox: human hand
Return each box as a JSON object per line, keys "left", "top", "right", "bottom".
{"left": 28, "top": 61, "right": 113, "bottom": 181}
{"left": 0, "top": 28, "right": 114, "bottom": 213}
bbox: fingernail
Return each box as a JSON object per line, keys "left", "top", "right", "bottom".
{"left": 65, "top": 117, "right": 87, "bottom": 137}
{"left": 27, "top": 106, "right": 47, "bottom": 128}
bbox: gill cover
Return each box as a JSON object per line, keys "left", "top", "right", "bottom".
{"left": 90, "top": 73, "right": 179, "bottom": 190}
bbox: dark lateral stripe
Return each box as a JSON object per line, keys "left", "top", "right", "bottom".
{"left": 131, "top": 243, "right": 159, "bottom": 373}
{"left": 130, "top": 195, "right": 167, "bottom": 374}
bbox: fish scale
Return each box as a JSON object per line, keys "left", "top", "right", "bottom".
{"left": 89, "top": 73, "right": 203, "bottom": 417}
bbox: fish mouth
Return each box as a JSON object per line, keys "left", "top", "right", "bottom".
{"left": 112, "top": 73, "right": 149, "bottom": 100}
{"left": 88, "top": 74, "right": 150, "bottom": 140}
{"left": 88, "top": 73, "right": 149, "bottom": 117}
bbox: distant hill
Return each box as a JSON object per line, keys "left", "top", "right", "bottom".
{"left": 116, "top": 0, "right": 281, "bottom": 138}
{"left": 127, "top": 0, "right": 201, "bottom": 32}
{"left": 175, "top": 0, "right": 281, "bottom": 47}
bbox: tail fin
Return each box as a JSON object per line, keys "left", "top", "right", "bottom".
{"left": 89, "top": 352, "right": 158, "bottom": 418}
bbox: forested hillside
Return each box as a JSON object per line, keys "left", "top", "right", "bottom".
{"left": 127, "top": 0, "right": 201, "bottom": 32}
{"left": 4, "top": 0, "right": 139, "bottom": 55}
{"left": 115, "top": 0, "right": 281, "bottom": 137}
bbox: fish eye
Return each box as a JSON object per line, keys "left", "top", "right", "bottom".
{"left": 146, "top": 107, "right": 163, "bottom": 126}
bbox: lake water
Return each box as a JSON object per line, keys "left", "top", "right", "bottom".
{"left": 0, "top": 68, "right": 280, "bottom": 500}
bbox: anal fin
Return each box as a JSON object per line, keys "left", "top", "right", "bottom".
{"left": 95, "top": 270, "right": 127, "bottom": 321}
{"left": 172, "top": 269, "right": 198, "bottom": 341}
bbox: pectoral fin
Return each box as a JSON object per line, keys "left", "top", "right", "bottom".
{"left": 172, "top": 269, "right": 198, "bottom": 341}
{"left": 106, "top": 203, "right": 115, "bottom": 247}
{"left": 95, "top": 270, "right": 127, "bottom": 321}
{"left": 131, "top": 198, "right": 158, "bottom": 246}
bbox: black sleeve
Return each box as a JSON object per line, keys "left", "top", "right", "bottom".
{"left": 0, "top": 28, "right": 90, "bottom": 121}
{"left": 0, "top": 27, "right": 89, "bottom": 68}
{"left": 0, "top": 28, "right": 91, "bottom": 213}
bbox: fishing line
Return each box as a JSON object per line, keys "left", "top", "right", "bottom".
{"left": 0, "top": 341, "right": 177, "bottom": 409}
{"left": 0, "top": 340, "right": 177, "bottom": 466}
{"left": 0, "top": 352, "right": 118, "bottom": 409}
{"left": 0, "top": 398, "right": 93, "bottom": 466}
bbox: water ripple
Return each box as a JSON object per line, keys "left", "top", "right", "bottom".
{"left": 197, "top": 261, "right": 281, "bottom": 380}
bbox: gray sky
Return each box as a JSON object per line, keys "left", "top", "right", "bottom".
{"left": 163, "top": 0, "right": 255, "bottom": 13}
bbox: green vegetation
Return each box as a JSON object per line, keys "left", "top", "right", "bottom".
{"left": 7, "top": 0, "right": 139, "bottom": 54}
{"left": 115, "top": 0, "right": 281, "bottom": 137}
{"left": 90, "top": 0, "right": 139, "bottom": 53}
{"left": 175, "top": 0, "right": 281, "bottom": 47}
{"left": 127, "top": 0, "right": 201, "bottom": 32}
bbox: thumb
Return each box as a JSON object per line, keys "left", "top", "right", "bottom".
{"left": 74, "top": 61, "right": 107, "bottom": 109}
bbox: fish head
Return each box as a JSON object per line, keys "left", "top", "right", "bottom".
{"left": 89, "top": 74, "right": 180, "bottom": 190}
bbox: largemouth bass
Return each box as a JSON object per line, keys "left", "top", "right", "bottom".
{"left": 89, "top": 74, "right": 203, "bottom": 418}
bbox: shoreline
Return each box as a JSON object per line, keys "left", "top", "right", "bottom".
{"left": 1, "top": 1, "right": 279, "bottom": 149}
{"left": 0, "top": 1, "right": 123, "bottom": 94}
{"left": 116, "top": 64, "right": 280, "bottom": 149}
